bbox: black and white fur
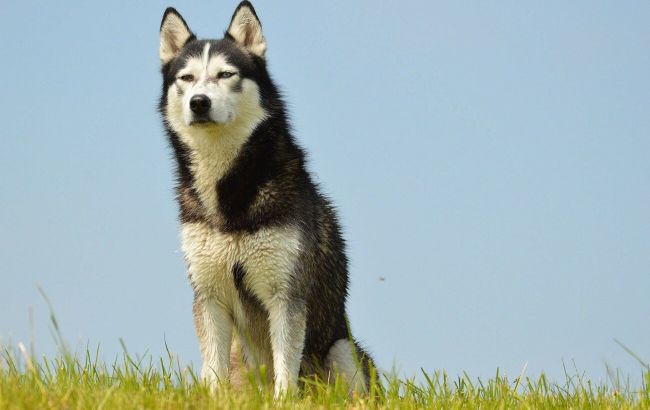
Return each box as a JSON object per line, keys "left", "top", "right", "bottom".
{"left": 158, "top": 2, "right": 375, "bottom": 397}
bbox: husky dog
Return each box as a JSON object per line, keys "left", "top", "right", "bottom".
{"left": 158, "top": 1, "right": 375, "bottom": 397}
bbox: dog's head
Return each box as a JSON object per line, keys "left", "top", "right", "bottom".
{"left": 159, "top": 2, "right": 269, "bottom": 136}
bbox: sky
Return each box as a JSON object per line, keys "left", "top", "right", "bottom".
{"left": 0, "top": 0, "right": 648, "bottom": 385}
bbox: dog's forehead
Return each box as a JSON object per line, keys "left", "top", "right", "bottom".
{"left": 174, "top": 39, "right": 254, "bottom": 73}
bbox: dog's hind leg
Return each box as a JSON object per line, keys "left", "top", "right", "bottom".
{"left": 325, "top": 339, "right": 374, "bottom": 394}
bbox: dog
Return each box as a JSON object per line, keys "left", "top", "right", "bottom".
{"left": 158, "top": 1, "right": 375, "bottom": 397}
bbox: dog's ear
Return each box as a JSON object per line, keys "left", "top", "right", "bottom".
{"left": 225, "top": 1, "right": 266, "bottom": 58}
{"left": 160, "top": 8, "right": 194, "bottom": 65}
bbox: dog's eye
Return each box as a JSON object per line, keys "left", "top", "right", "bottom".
{"left": 217, "top": 71, "right": 236, "bottom": 79}
{"left": 178, "top": 74, "right": 194, "bottom": 82}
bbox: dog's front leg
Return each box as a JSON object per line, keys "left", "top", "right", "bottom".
{"left": 267, "top": 297, "right": 306, "bottom": 398}
{"left": 194, "top": 295, "right": 233, "bottom": 388}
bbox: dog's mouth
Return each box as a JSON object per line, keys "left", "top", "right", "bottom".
{"left": 189, "top": 117, "right": 218, "bottom": 126}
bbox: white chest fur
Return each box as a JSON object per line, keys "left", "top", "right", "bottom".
{"left": 181, "top": 222, "right": 302, "bottom": 308}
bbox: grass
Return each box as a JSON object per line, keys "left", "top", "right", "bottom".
{"left": 2, "top": 344, "right": 648, "bottom": 409}
{"left": 1, "top": 299, "right": 648, "bottom": 409}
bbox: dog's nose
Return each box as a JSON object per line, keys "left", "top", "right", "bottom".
{"left": 189, "top": 95, "right": 211, "bottom": 115}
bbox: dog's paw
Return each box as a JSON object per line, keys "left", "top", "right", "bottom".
{"left": 200, "top": 365, "right": 220, "bottom": 392}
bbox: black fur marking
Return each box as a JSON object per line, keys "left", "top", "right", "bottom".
{"left": 232, "top": 262, "right": 266, "bottom": 317}
{"left": 232, "top": 262, "right": 246, "bottom": 291}
{"left": 178, "top": 185, "right": 206, "bottom": 223}
{"left": 232, "top": 77, "right": 243, "bottom": 93}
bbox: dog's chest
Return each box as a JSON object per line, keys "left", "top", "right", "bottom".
{"left": 188, "top": 137, "right": 243, "bottom": 216}
{"left": 181, "top": 222, "right": 302, "bottom": 306}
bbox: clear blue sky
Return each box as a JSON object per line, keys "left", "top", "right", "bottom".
{"left": 1, "top": 1, "right": 648, "bottom": 384}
